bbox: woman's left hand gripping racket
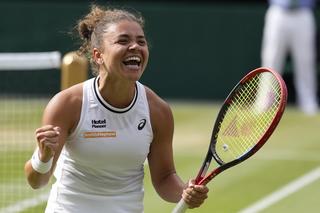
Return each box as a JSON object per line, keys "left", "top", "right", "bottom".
{"left": 172, "top": 67, "right": 287, "bottom": 213}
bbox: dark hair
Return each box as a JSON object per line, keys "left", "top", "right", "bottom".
{"left": 75, "top": 4, "right": 145, "bottom": 75}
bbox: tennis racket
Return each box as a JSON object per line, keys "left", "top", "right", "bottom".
{"left": 172, "top": 67, "right": 287, "bottom": 213}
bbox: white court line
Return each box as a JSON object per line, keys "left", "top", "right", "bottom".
{"left": 239, "top": 166, "right": 320, "bottom": 213}
{"left": 2, "top": 165, "right": 320, "bottom": 213}
{"left": 0, "top": 192, "right": 48, "bottom": 213}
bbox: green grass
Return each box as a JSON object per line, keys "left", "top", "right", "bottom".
{"left": 143, "top": 102, "right": 320, "bottom": 213}
{"left": 1, "top": 100, "right": 320, "bottom": 212}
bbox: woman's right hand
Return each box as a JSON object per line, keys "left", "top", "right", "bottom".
{"left": 35, "top": 125, "right": 61, "bottom": 162}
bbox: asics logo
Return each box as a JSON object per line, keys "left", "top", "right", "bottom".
{"left": 138, "top": 119, "right": 146, "bottom": 130}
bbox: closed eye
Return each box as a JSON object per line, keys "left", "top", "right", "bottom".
{"left": 117, "top": 39, "right": 130, "bottom": 45}
{"left": 138, "top": 39, "right": 147, "bottom": 46}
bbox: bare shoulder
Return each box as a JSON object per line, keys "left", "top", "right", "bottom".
{"left": 144, "top": 86, "right": 174, "bottom": 134}
{"left": 51, "top": 83, "right": 83, "bottom": 107}
{"left": 145, "top": 86, "right": 172, "bottom": 118}
{"left": 43, "top": 83, "right": 83, "bottom": 132}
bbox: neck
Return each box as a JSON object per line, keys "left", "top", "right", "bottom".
{"left": 98, "top": 75, "right": 136, "bottom": 108}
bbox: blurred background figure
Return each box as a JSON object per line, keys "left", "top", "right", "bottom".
{"left": 261, "top": 0, "right": 319, "bottom": 115}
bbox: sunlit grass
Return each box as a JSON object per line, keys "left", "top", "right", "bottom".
{"left": 1, "top": 101, "right": 320, "bottom": 212}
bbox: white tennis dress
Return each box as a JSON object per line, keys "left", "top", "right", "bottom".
{"left": 45, "top": 77, "right": 153, "bottom": 213}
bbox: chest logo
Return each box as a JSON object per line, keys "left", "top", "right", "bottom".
{"left": 83, "top": 131, "right": 116, "bottom": 138}
{"left": 138, "top": 119, "right": 147, "bottom": 130}
{"left": 91, "top": 119, "right": 106, "bottom": 128}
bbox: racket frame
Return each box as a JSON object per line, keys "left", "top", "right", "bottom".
{"left": 195, "top": 67, "right": 287, "bottom": 186}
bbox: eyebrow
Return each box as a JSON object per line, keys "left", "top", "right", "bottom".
{"left": 117, "top": 34, "right": 146, "bottom": 39}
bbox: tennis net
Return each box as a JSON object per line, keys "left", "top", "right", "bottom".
{"left": 0, "top": 51, "right": 61, "bottom": 213}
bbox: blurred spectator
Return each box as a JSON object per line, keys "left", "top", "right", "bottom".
{"left": 261, "top": 0, "right": 318, "bottom": 115}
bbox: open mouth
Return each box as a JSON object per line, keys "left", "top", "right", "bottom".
{"left": 123, "top": 56, "right": 141, "bottom": 68}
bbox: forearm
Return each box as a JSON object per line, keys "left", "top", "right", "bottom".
{"left": 153, "top": 171, "right": 187, "bottom": 203}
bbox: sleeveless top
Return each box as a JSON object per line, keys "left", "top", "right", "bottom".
{"left": 45, "top": 77, "right": 153, "bottom": 213}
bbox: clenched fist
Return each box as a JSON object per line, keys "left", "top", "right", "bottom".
{"left": 35, "top": 125, "right": 61, "bottom": 162}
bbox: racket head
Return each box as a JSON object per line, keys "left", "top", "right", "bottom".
{"left": 199, "top": 67, "right": 287, "bottom": 185}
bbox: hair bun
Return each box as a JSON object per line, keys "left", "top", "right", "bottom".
{"left": 79, "top": 23, "right": 93, "bottom": 40}
{"left": 82, "top": 28, "right": 92, "bottom": 40}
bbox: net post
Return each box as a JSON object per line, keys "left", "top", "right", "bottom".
{"left": 61, "top": 51, "right": 88, "bottom": 90}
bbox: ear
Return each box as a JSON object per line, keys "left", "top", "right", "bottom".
{"left": 93, "top": 48, "right": 104, "bottom": 64}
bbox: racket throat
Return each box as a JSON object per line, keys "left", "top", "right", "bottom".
{"left": 197, "top": 162, "right": 210, "bottom": 182}
{"left": 195, "top": 153, "right": 212, "bottom": 184}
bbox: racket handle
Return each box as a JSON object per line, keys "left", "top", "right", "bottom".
{"left": 172, "top": 199, "right": 188, "bottom": 213}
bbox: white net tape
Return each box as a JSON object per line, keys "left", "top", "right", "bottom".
{"left": 0, "top": 51, "right": 61, "bottom": 70}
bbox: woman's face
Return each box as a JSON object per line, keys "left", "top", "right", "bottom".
{"left": 96, "top": 20, "right": 149, "bottom": 82}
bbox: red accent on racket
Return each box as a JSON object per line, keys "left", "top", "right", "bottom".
{"left": 172, "top": 67, "right": 287, "bottom": 213}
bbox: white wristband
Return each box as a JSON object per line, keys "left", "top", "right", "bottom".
{"left": 31, "top": 148, "right": 53, "bottom": 174}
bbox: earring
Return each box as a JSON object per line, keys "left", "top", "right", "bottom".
{"left": 97, "top": 59, "right": 103, "bottom": 64}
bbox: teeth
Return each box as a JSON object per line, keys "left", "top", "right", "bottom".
{"left": 124, "top": 56, "right": 141, "bottom": 62}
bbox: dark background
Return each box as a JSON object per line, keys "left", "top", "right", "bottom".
{"left": 0, "top": 0, "right": 317, "bottom": 104}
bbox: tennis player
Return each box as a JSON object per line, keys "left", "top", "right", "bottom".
{"left": 24, "top": 4, "right": 208, "bottom": 213}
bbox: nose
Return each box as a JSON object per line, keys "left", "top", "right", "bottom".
{"left": 128, "top": 42, "right": 139, "bottom": 50}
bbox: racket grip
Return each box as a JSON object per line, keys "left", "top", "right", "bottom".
{"left": 172, "top": 199, "right": 188, "bottom": 213}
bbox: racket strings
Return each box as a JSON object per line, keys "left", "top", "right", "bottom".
{"left": 220, "top": 76, "right": 261, "bottom": 158}
{"left": 216, "top": 73, "right": 282, "bottom": 162}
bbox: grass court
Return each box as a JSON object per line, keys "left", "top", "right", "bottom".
{"left": 0, "top": 100, "right": 320, "bottom": 212}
